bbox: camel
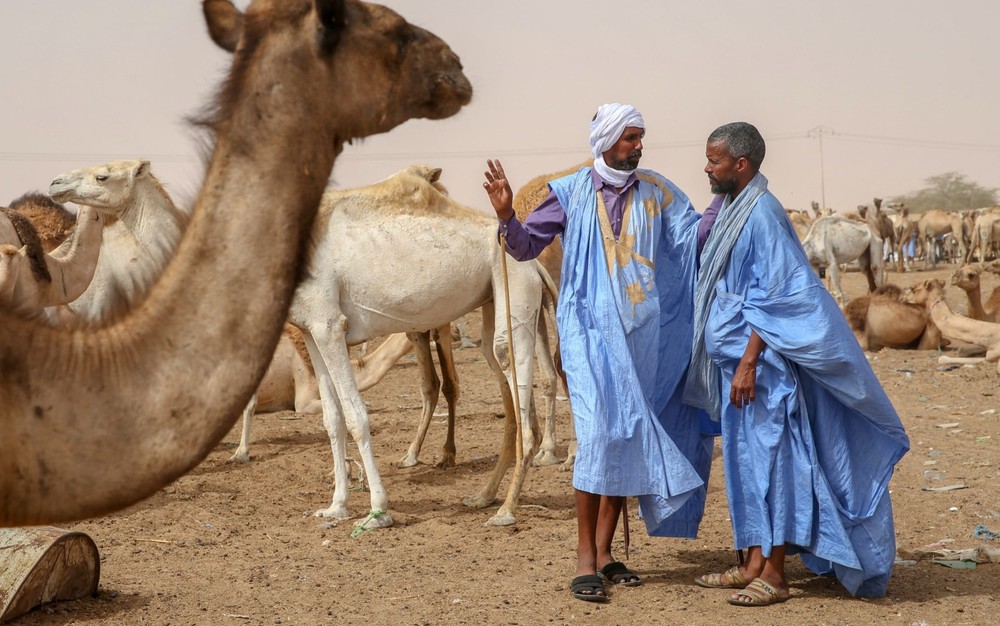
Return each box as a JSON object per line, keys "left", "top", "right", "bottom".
{"left": 0, "top": 244, "right": 27, "bottom": 305}
{"left": 859, "top": 198, "right": 896, "bottom": 267}
{"left": 278, "top": 164, "right": 559, "bottom": 528}
{"left": 841, "top": 284, "right": 942, "bottom": 351}
{"left": 800, "top": 214, "right": 883, "bottom": 304}
{"left": 786, "top": 209, "right": 813, "bottom": 240}
{"left": 967, "top": 208, "right": 1000, "bottom": 264}
{"left": 0, "top": 204, "right": 105, "bottom": 320}
{"left": 7, "top": 192, "right": 77, "bottom": 252}
{"left": 47, "top": 158, "right": 322, "bottom": 432}
{"left": 918, "top": 208, "right": 966, "bottom": 267}
{"left": 950, "top": 264, "right": 1000, "bottom": 322}
{"left": 902, "top": 279, "right": 1000, "bottom": 373}
{"left": 891, "top": 205, "right": 918, "bottom": 271}
{"left": 0, "top": 0, "right": 472, "bottom": 527}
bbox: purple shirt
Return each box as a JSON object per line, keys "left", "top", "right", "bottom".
{"left": 497, "top": 168, "right": 638, "bottom": 261}
{"left": 697, "top": 194, "right": 725, "bottom": 254}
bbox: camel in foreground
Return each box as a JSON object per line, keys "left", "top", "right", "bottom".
{"left": 278, "top": 165, "right": 558, "bottom": 528}
{"left": 841, "top": 284, "right": 942, "bottom": 351}
{"left": 0, "top": 0, "right": 472, "bottom": 527}
{"left": 902, "top": 279, "right": 1000, "bottom": 373}
{"left": 800, "top": 214, "right": 883, "bottom": 304}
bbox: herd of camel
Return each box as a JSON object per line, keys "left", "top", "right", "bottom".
{"left": 2, "top": 0, "right": 999, "bottom": 537}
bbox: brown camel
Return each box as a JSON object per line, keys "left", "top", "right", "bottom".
{"left": 0, "top": 0, "right": 471, "bottom": 527}
{"left": 903, "top": 279, "right": 1000, "bottom": 373}
{"left": 891, "top": 205, "right": 918, "bottom": 272}
{"left": 7, "top": 192, "right": 77, "bottom": 252}
{"left": 858, "top": 198, "right": 896, "bottom": 268}
{"left": 918, "top": 208, "right": 966, "bottom": 267}
{"left": 950, "top": 264, "right": 1000, "bottom": 322}
{"left": 842, "top": 284, "right": 942, "bottom": 351}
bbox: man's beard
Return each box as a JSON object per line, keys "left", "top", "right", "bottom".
{"left": 709, "top": 175, "right": 737, "bottom": 195}
{"left": 608, "top": 151, "right": 641, "bottom": 171}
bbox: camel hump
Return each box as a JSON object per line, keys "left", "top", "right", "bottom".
{"left": 7, "top": 192, "right": 76, "bottom": 251}
{"left": 513, "top": 159, "right": 592, "bottom": 221}
{"left": 0, "top": 208, "right": 51, "bottom": 284}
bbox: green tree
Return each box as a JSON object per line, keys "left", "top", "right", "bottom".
{"left": 891, "top": 172, "right": 998, "bottom": 213}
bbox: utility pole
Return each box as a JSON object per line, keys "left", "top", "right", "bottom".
{"left": 807, "top": 126, "right": 833, "bottom": 210}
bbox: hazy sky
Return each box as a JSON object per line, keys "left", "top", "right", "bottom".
{"left": 2, "top": 1, "right": 999, "bottom": 216}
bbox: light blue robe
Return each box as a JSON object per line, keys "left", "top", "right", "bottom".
{"left": 550, "top": 167, "right": 713, "bottom": 538}
{"left": 703, "top": 191, "right": 910, "bottom": 596}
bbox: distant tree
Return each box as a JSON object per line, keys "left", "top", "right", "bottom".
{"left": 891, "top": 172, "right": 998, "bottom": 213}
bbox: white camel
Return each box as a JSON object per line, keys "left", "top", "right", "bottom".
{"left": 918, "top": 208, "right": 966, "bottom": 267}
{"left": 800, "top": 214, "right": 883, "bottom": 303}
{"left": 0, "top": 204, "right": 104, "bottom": 320}
{"left": 967, "top": 208, "right": 1000, "bottom": 264}
{"left": 47, "top": 159, "right": 323, "bottom": 451}
{"left": 48, "top": 159, "right": 189, "bottom": 322}
{"left": 285, "top": 164, "right": 558, "bottom": 528}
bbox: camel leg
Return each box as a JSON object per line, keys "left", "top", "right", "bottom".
{"left": 227, "top": 393, "right": 258, "bottom": 464}
{"left": 353, "top": 333, "right": 413, "bottom": 392}
{"left": 486, "top": 269, "right": 541, "bottom": 527}
{"left": 462, "top": 303, "right": 517, "bottom": 512}
{"left": 302, "top": 320, "right": 392, "bottom": 529}
{"left": 531, "top": 310, "right": 561, "bottom": 467}
{"left": 394, "top": 330, "right": 439, "bottom": 468}
{"left": 432, "top": 323, "right": 460, "bottom": 468}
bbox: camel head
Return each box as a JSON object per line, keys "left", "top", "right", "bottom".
{"left": 901, "top": 279, "right": 946, "bottom": 307}
{"left": 201, "top": 0, "right": 472, "bottom": 157}
{"left": 951, "top": 265, "right": 981, "bottom": 292}
{"left": 874, "top": 197, "right": 882, "bottom": 210}
{"left": 856, "top": 205, "right": 869, "bottom": 219}
{"left": 49, "top": 159, "right": 152, "bottom": 218}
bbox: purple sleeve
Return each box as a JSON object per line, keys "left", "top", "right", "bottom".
{"left": 497, "top": 189, "right": 566, "bottom": 261}
{"left": 697, "top": 194, "right": 725, "bottom": 255}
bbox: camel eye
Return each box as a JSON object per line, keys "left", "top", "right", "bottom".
{"left": 96, "top": 175, "right": 109, "bottom": 182}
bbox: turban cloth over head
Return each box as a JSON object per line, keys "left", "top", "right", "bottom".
{"left": 589, "top": 103, "right": 645, "bottom": 158}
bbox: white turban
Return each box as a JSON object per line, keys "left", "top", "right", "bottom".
{"left": 589, "top": 103, "right": 645, "bottom": 158}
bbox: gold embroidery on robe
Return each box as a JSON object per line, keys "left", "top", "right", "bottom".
{"left": 596, "top": 189, "right": 654, "bottom": 276}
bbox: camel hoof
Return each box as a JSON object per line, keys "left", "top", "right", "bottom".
{"left": 532, "top": 450, "right": 560, "bottom": 466}
{"left": 557, "top": 457, "right": 576, "bottom": 473}
{"left": 462, "top": 494, "right": 495, "bottom": 509}
{"left": 392, "top": 456, "right": 419, "bottom": 469}
{"left": 354, "top": 511, "right": 393, "bottom": 531}
{"left": 486, "top": 511, "right": 516, "bottom": 527}
{"left": 434, "top": 455, "right": 457, "bottom": 469}
{"left": 314, "top": 505, "right": 351, "bottom": 519}
{"left": 227, "top": 451, "right": 250, "bottom": 464}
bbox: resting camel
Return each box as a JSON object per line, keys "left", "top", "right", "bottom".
{"left": 0, "top": 204, "right": 104, "bottom": 320}
{"left": 786, "top": 209, "right": 813, "bottom": 240}
{"left": 7, "top": 192, "right": 77, "bottom": 252}
{"left": 276, "top": 165, "right": 558, "bottom": 528}
{"left": 0, "top": 0, "right": 472, "bottom": 527}
{"left": 903, "top": 279, "right": 1000, "bottom": 373}
{"left": 841, "top": 284, "right": 942, "bottom": 351}
{"left": 950, "top": 264, "right": 1000, "bottom": 322}
{"left": 800, "top": 214, "right": 882, "bottom": 304}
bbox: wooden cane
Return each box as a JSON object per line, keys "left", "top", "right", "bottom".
{"left": 498, "top": 235, "right": 524, "bottom": 468}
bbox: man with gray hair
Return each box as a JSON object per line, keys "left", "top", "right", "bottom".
{"left": 686, "top": 121, "right": 909, "bottom": 605}
{"left": 483, "top": 103, "right": 713, "bottom": 603}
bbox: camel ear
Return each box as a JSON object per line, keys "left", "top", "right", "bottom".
{"left": 315, "top": 0, "right": 346, "bottom": 55}
{"left": 203, "top": 0, "right": 243, "bottom": 53}
{"left": 134, "top": 160, "right": 151, "bottom": 179}
{"left": 428, "top": 168, "right": 443, "bottom": 184}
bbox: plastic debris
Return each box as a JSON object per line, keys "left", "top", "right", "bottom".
{"left": 974, "top": 525, "right": 999, "bottom": 541}
{"left": 932, "top": 559, "right": 976, "bottom": 569}
{"left": 921, "top": 483, "right": 967, "bottom": 492}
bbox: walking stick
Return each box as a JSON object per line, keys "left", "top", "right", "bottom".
{"left": 498, "top": 234, "right": 524, "bottom": 468}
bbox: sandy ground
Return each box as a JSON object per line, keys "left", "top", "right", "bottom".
{"left": 12, "top": 264, "right": 1000, "bottom": 626}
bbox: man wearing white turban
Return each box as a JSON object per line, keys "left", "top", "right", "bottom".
{"left": 483, "top": 103, "right": 714, "bottom": 603}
